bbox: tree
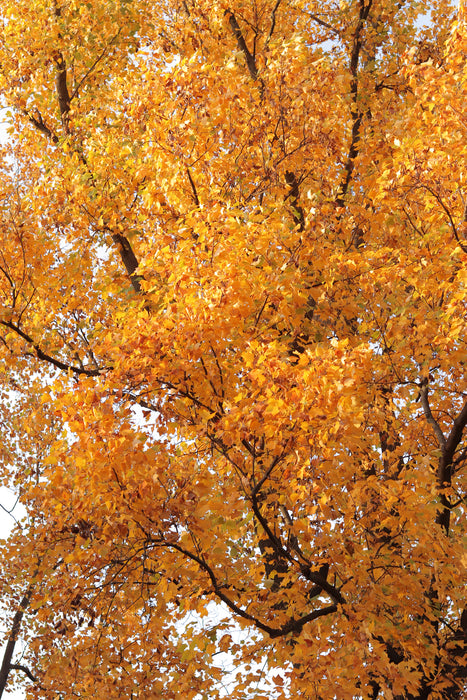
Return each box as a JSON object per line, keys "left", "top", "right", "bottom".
{"left": 0, "top": 0, "right": 465, "bottom": 697}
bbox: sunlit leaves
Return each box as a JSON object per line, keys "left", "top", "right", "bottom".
{"left": 0, "top": 1, "right": 465, "bottom": 699}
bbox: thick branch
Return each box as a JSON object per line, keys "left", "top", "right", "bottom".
{"left": 274, "top": 604, "right": 338, "bottom": 637}
{"left": 336, "top": 112, "right": 363, "bottom": 208}
{"left": 21, "top": 51, "right": 144, "bottom": 297}
{"left": 23, "top": 110, "right": 58, "bottom": 143}
{"left": 0, "top": 585, "right": 34, "bottom": 698}
{"left": 110, "top": 233, "right": 144, "bottom": 294}
{"left": 437, "top": 399, "right": 467, "bottom": 534}
{"left": 419, "top": 379, "right": 446, "bottom": 449}
{"left": 336, "top": 0, "right": 373, "bottom": 208}
{"left": 227, "top": 12, "right": 259, "bottom": 81}
{"left": 444, "top": 399, "right": 467, "bottom": 466}
{"left": 53, "top": 52, "right": 71, "bottom": 133}
{"left": 285, "top": 171, "right": 305, "bottom": 231}
{"left": 420, "top": 378, "right": 467, "bottom": 535}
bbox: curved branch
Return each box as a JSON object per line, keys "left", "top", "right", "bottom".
{"left": 419, "top": 378, "right": 446, "bottom": 449}
{"left": 265, "top": 0, "right": 283, "bottom": 47}
{"left": 9, "top": 665, "right": 37, "bottom": 684}
{"left": 22, "top": 109, "right": 59, "bottom": 143}
{"left": 250, "top": 459, "right": 345, "bottom": 605}
{"left": 0, "top": 320, "right": 105, "bottom": 376}
{"left": 157, "top": 539, "right": 338, "bottom": 638}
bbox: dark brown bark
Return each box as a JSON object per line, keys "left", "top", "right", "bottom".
{"left": 0, "top": 585, "right": 34, "bottom": 698}
{"left": 227, "top": 12, "right": 259, "bottom": 81}
{"left": 336, "top": 0, "right": 373, "bottom": 208}
{"left": 111, "top": 233, "right": 144, "bottom": 295}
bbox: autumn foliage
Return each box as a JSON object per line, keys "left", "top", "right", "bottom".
{"left": 0, "top": 0, "right": 465, "bottom": 698}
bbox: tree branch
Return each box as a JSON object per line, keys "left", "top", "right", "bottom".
{"left": 19, "top": 44, "right": 144, "bottom": 298}
{"left": 110, "top": 232, "right": 144, "bottom": 294}
{"left": 227, "top": 12, "right": 259, "bottom": 81}
{"left": 250, "top": 459, "right": 345, "bottom": 605}
{"left": 437, "top": 399, "right": 467, "bottom": 534}
{"left": 419, "top": 378, "right": 446, "bottom": 449}
{"left": 22, "top": 109, "right": 58, "bottom": 142}
{"left": 444, "top": 400, "right": 467, "bottom": 466}
{"left": 70, "top": 29, "right": 122, "bottom": 101}
{"left": 285, "top": 171, "right": 305, "bottom": 231}
{"left": 186, "top": 167, "right": 200, "bottom": 207}
{"left": 0, "top": 320, "right": 105, "bottom": 376}
{"left": 9, "top": 665, "right": 38, "bottom": 684}
{"left": 158, "top": 539, "right": 337, "bottom": 638}
{"left": 53, "top": 52, "right": 71, "bottom": 133}
{"left": 336, "top": 0, "right": 373, "bottom": 208}
{"left": 305, "top": 11, "right": 341, "bottom": 36}
{"left": 265, "top": 0, "right": 282, "bottom": 47}
{"left": 419, "top": 184, "right": 467, "bottom": 253}
{"left": 0, "top": 584, "right": 34, "bottom": 698}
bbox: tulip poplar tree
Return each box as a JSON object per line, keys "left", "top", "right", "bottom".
{"left": 0, "top": 0, "right": 465, "bottom": 698}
